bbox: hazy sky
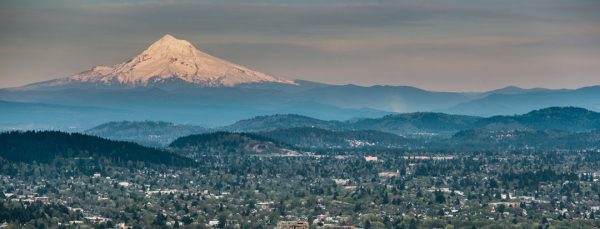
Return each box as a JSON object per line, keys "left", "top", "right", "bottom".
{"left": 0, "top": 0, "right": 599, "bottom": 91}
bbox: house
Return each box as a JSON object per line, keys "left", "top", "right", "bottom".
{"left": 115, "top": 223, "right": 133, "bottom": 229}
{"left": 35, "top": 196, "right": 49, "bottom": 204}
{"left": 490, "top": 202, "right": 519, "bottom": 208}
{"left": 278, "top": 221, "right": 309, "bottom": 229}
{"left": 333, "top": 179, "right": 350, "bottom": 185}
{"left": 208, "top": 219, "right": 219, "bottom": 227}
{"left": 378, "top": 171, "right": 400, "bottom": 178}
{"left": 84, "top": 216, "right": 110, "bottom": 224}
{"left": 364, "top": 156, "right": 378, "bottom": 162}
{"left": 256, "top": 201, "right": 273, "bottom": 210}
{"left": 69, "top": 221, "right": 84, "bottom": 225}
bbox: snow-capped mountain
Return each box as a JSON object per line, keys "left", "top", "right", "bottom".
{"left": 3, "top": 34, "right": 599, "bottom": 129}
{"left": 23, "top": 34, "right": 295, "bottom": 89}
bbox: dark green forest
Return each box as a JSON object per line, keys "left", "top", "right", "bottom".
{"left": 0, "top": 131, "right": 192, "bottom": 166}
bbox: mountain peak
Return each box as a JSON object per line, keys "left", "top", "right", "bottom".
{"left": 145, "top": 34, "right": 195, "bottom": 54}
{"left": 158, "top": 34, "right": 178, "bottom": 41}
{"left": 22, "top": 35, "right": 295, "bottom": 89}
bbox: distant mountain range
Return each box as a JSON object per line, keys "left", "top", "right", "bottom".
{"left": 0, "top": 100, "right": 131, "bottom": 131}
{"left": 1, "top": 35, "right": 599, "bottom": 129}
{"left": 445, "top": 129, "right": 600, "bottom": 151}
{"left": 165, "top": 125, "right": 599, "bottom": 154}
{"left": 224, "top": 107, "right": 600, "bottom": 134}
{"left": 473, "top": 107, "right": 600, "bottom": 132}
{"left": 84, "top": 106, "right": 599, "bottom": 148}
{"left": 444, "top": 86, "right": 600, "bottom": 116}
{"left": 2, "top": 106, "right": 598, "bottom": 163}
{"left": 86, "top": 121, "right": 208, "bottom": 147}
{"left": 2, "top": 128, "right": 596, "bottom": 165}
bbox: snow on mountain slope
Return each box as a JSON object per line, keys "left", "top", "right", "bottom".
{"left": 23, "top": 34, "right": 295, "bottom": 89}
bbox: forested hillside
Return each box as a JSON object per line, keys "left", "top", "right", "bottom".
{"left": 260, "top": 127, "right": 419, "bottom": 149}
{"left": 86, "top": 121, "right": 207, "bottom": 147}
{"left": 0, "top": 131, "right": 192, "bottom": 166}
{"left": 168, "top": 132, "right": 294, "bottom": 156}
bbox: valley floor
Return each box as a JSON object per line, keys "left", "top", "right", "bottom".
{"left": 1, "top": 150, "right": 599, "bottom": 228}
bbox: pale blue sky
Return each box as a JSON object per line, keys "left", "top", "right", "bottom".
{"left": 0, "top": 0, "right": 599, "bottom": 91}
